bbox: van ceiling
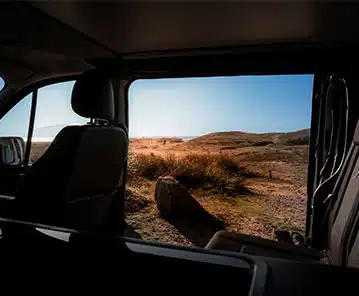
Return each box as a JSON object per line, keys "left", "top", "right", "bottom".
{"left": 0, "top": 3, "right": 113, "bottom": 87}
{"left": 1, "top": 2, "right": 359, "bottom": 87}
{"left": 32, "top": 2, "right": 359, "bottom": 55}
{"left": 0, "top": 2, "right": 359, "bottom": 66}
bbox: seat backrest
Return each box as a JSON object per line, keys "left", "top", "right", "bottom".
{"left": 327, "top": 122, "right": 359, "bottom": 265}
{"left": 15, "top": 70, "right": 128, "bottom": 233}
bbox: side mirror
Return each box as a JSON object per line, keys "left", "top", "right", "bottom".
{"left": 0, "top": 137, "right": 25, "bottom": 167}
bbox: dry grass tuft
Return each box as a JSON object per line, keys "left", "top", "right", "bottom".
{"left": 128, "top": 152, "right": 255, "bottom": 196}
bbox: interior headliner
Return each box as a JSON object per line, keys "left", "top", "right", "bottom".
{"left": 33, "top": 2, "right": 359, "bottom": 55}
{"left": 1, "top": 2, "right": 359, "bottom": 91}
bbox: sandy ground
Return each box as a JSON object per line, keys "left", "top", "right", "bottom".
{"left": 125, "top": 138, "right": 308, "bottom": 247}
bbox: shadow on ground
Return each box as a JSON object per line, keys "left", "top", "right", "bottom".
{"left": 165, "top": 202, "right": 225, "bottom": 247}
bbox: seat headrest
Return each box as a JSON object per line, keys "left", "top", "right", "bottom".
{"left": 71, "top": 69, "right": 115, "bottom": 121}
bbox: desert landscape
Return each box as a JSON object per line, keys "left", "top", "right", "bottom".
{"left": 125, "top": 129, "right": 309, "bottom": 247}
{"left": 29, "top": 128, "right": 309, "bottom": 247}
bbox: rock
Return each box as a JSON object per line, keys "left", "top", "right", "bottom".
{"left": 154, "top": 176, "right": 201, "bottom": 218}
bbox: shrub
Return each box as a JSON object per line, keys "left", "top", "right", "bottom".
{"left": 128, "top": 153, "right": 170, "bottom": 180}
{"left": 286, "top": 137, "right": 309, "bottom": 146}
{"left": 128, "top": 152, "right": 251, "bottom": 196}
{"left": 252, "top": 141, "right": 273, "bottom": 147}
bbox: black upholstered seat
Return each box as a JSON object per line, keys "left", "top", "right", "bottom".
{"left": 14, "top": 70, "right": 128, "bottom": 233}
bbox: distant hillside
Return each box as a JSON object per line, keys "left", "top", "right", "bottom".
{"left": 277, "top": 129, "right": 310, "bottom": 145}
{"left": 188, "top": 129, "right": 310, "bottom": 148}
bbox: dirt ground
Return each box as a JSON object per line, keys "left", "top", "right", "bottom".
{"left": 126, "top": 136, "right": 308, "bottom": 247}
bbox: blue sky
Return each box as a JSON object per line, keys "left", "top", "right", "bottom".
{"left": 0, "top": 81, "right": 87, "bottom": 140}
{"left": 0, "top": 77, "right": 4, "bottom": 91}
{"left": 0, "top": 74, "right": 314, "bottom": 139}
{"left": 129, "top": 74, "right": 314, "bottom": 137}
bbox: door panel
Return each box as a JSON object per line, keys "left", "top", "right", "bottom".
{"left": 0, "top": 166, "right": 26, "bottom": 196}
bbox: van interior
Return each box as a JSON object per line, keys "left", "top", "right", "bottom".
{"left": 0, "top": 2, "right": 359, "bottom": 295}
